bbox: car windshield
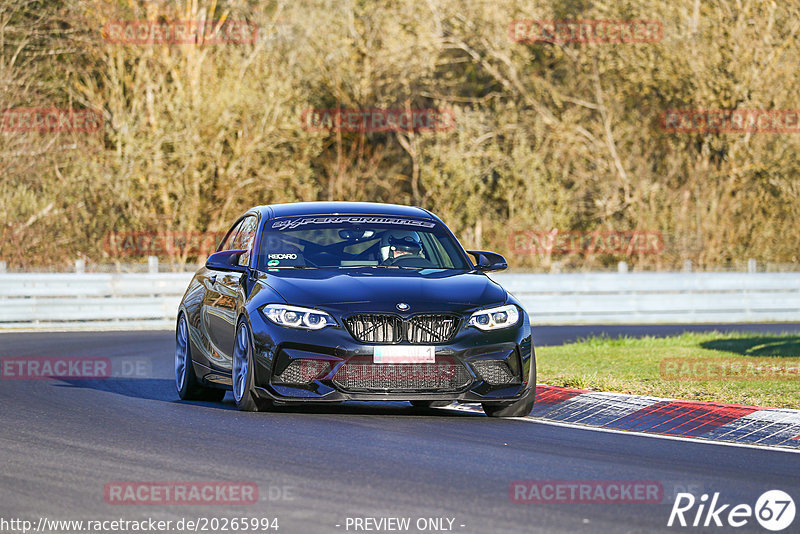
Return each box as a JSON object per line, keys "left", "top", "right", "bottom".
{"left": 256, "top": 216, "right": 471, "bottom": 271}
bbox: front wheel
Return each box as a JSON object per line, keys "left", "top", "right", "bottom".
{"left": 176, "top": 313, "right": 225, "bottom": 402}
{"left": 232, "top": 319, "right": 268, "bottom": 412}
{"left": 482, "top": 356, "right": 536, "bottom": 417}
{"left": 482, "top": 386, "right": 535, "bottom": 417}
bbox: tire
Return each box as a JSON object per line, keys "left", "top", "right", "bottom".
{"left": 482, "top": 356, "right": 537, "bottom": 418}
{"left": 232, "top": 319, "right": 268, "bottom": 412}
{"left": 410, "top": 401, "right": 452, "bottom": 409}
{"left": 176, "top": 313, "right": 226, "bottom": 402}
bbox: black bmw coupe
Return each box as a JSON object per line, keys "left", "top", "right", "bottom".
{"left": 175, "top": 202, "right": 536, "bottom": 417}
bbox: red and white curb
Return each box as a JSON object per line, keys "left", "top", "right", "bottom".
{"left": 449, "top": 385, "right": 800, "bottom": 451}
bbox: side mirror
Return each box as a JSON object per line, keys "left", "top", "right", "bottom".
{"left": 206, "top": 249, "right": 248, "bottom": 273}
{"left": 467, "top": 250, "right": 508, "bottom": 272}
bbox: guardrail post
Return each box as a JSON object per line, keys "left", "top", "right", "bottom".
{"left": 148, "top": 256, "right": 159, "bottom": 273}
{"left": 75, "top": 259, "right": 85, "bottom": 274}
{"left": 617, "top": 261, "right": 628, "bottom": 273}
{"left": 683, "top": 260, "right": 692, "bottom": 273}
{"left": 747, "top": 258, "right": 757, "bottom": 273}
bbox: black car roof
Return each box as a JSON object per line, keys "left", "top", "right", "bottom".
{"left": 254, "top": 202, "right": 435, "bottom": 220}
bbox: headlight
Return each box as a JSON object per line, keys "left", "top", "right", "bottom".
{"left": 261, "top": 304, "right": 337, "bottom": 330}
{"left": 467, "top": 304, "right": 520, "bottom": 331}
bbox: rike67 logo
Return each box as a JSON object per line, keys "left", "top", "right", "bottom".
{"left": 668, "top": 490, "right": 795, "bottom": 531}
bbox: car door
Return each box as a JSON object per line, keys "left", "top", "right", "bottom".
{"left": 213, "top": 214, "right": 259, "bottom": 364}
{"left": 202, "top": 217, "right": 246, "bottom": 369}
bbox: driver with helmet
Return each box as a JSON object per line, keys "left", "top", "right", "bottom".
{"left": 380, "top": 230, "right": 425, "bottom": 263}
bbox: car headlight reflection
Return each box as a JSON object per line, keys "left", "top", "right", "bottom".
{"left": 262, "top": 304, "right": 337, "bottom": 330}
{"left": 467, "top": 304, "right": 519, "bottom": 331}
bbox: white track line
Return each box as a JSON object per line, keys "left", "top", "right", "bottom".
{"left": 441, "top": 404, "right": 800, "bottom": 454}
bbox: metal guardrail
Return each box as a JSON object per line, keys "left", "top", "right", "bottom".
{"left": 0, "top": 273, "right": 190, "bottom": 329}
{"left": 0, "top": 272, "right": 798, "bottom": 329}
{"left": 492, "top": 272, "right": 800, "bottom": 324}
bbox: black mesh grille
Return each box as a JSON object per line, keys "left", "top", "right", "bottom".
{"left": 471, "top": 360, "right": 519, "bottom": 385}
{"left": 345, "top": 314, "right": 459, "bottom": 344}
{"left": 273, "top": 360, "right": 330, "bottom": 384}
{"left": 332, "top": 358, "right": 472, "bottom": 392}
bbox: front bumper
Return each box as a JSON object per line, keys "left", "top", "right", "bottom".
{"left": 247, "top": 307, "right": 534, "bottom": 404}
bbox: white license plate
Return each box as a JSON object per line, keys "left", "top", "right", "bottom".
{"left": 373, "top": 346, "right": 435, "bottom": 364}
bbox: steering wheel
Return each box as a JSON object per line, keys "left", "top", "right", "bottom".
{"left": 384, "top": 255, "right": 436, "bottom": 268}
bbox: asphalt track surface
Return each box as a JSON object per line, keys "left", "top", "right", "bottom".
{"left": 2, "top": 325, "right": 800, "bottom": 534}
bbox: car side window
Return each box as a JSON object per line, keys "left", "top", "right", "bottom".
{"left": 233, "top": 216, "right": 258, "bottom": 266}
{"left": 220, "top": 220, "right": 244, "bottom": 251}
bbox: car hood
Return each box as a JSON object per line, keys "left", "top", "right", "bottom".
{"left": 256, "top": 269, "right": 507, "bottom": 314}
